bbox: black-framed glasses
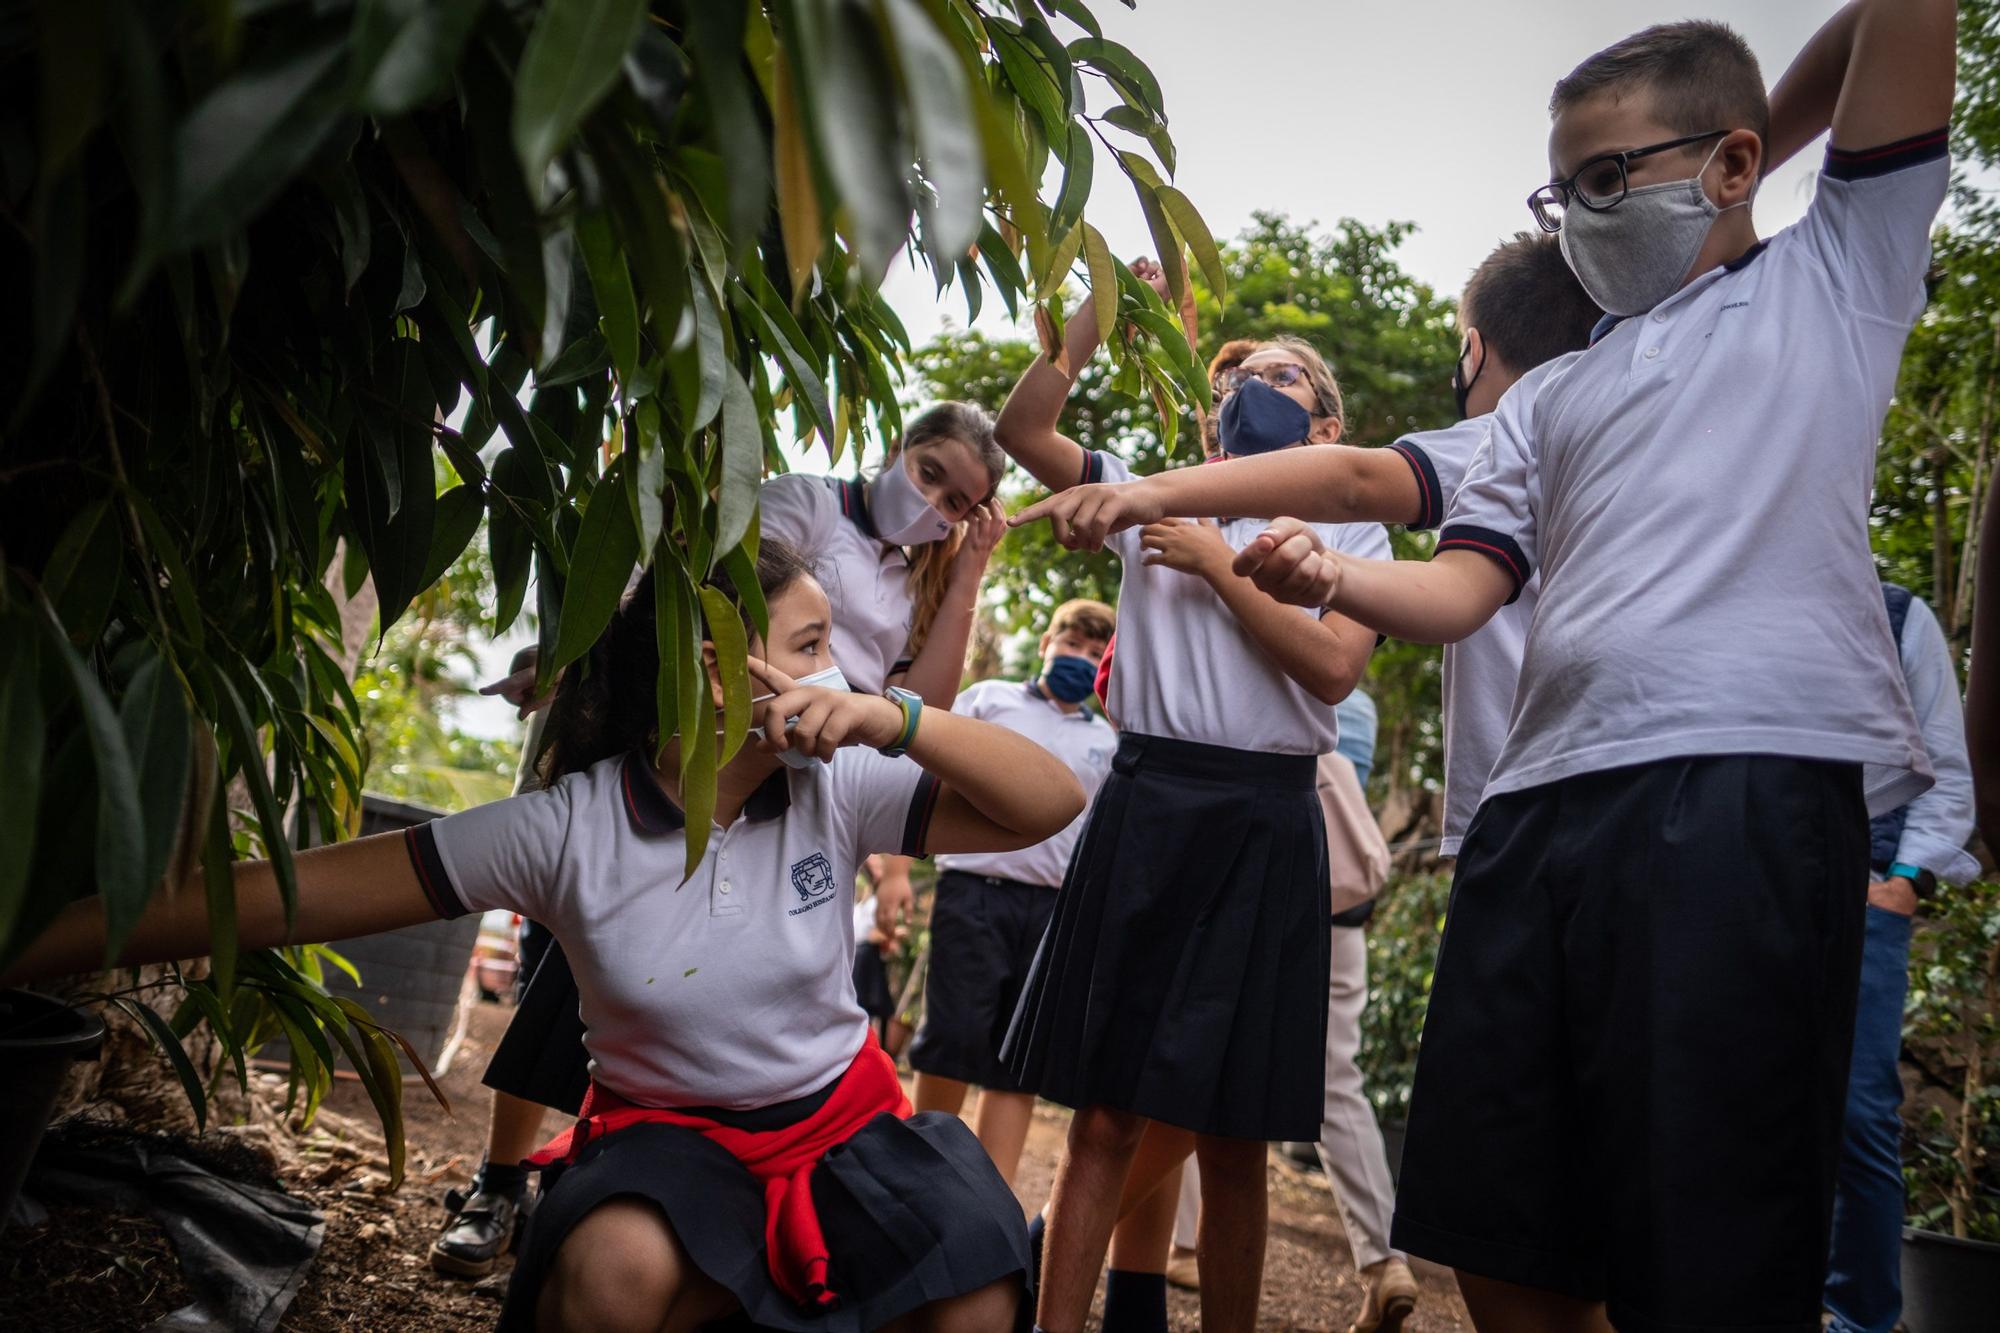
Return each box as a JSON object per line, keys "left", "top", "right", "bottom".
{"left": 1527, "top": 130, "right": 1728, "bottom": 233}
{"left": 1213, "top": 362, "right": 1308, "bottom": 396}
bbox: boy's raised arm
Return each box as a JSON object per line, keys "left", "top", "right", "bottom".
{"left": 1766, "top": 0, "right": 1956, "bottom": 173}
{"left": 1011, "top": 444, "right": 1426, "bottom": 551}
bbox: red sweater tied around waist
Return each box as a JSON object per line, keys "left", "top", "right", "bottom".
{"left": 525, "top": 1031, "right": 910, "bottom": 1311}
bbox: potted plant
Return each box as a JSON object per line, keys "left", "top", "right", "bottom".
{"left": 1357, "top": 871, "right": 1453, "bottom": 1181}
{"left": 1900, "top": 879, "right": 2000, "bottom": 1330}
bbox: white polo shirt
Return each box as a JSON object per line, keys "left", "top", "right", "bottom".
{"left": 1437, "top": 135, "right": 1950, "bottom": 816}
{"left": 758, "top": 473, "right": 916, "bottom": 693}
{"left": 1388, "top": 402, "right": 1547, "bottom": 856}
{"left": 935, "top": 679, "right": 1116, "bottom": 886}
{"left": 406, "top": 749, "right": 942, "bottom": 1109}
{"left": 1083, "top": 449, "right": 1390, "bottom": 755}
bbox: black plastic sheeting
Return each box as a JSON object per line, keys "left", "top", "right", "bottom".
{"left": 24, "top": 1123, "right": 323, "bottom": 1333}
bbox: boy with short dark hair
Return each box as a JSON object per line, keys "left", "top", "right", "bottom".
{"left": 1229, "top": 7, "right": 1956, "bottom": 1330}
{"left": 910, "top": 599, "right": 1117, "bottom": 1187}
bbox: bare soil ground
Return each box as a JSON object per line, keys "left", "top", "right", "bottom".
{"left": 1, "top": 999, "right": 1470, "bottom": 1332}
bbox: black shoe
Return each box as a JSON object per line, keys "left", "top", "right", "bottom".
{"left": 430, "top": 1179, "right": 528, "bottom": 1278}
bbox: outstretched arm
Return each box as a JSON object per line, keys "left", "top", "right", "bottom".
{"left": 3, "top": 833, "right": 437, "bottom": 987}
{"left": 1011, "top": 445, "right": 1425, "bottom": 552}
{"left": 1235, "top": 518, "right": 1513, "bottom": 645}
{"left": 1765, "top": 0, "right": 1957, "bottom": 174}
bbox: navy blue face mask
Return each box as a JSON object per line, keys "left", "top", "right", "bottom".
{"left": 1040, "top": 655, "right": 1099, "bottom": 704}
{"left": 1216, "top": 378, "right": 1312, "bottom": 456}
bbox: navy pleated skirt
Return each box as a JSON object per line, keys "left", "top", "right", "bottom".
{"left": 496, "top": 1105, "right": 1030, "bottom": 1332}
{"left": 484, "top": 938, "right": 591, "bottom": 1115}
{"left": 1002, "top": 732, "right": 1331, "bottom": 1141}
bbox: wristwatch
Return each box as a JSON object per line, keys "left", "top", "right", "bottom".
{"left": 880, "top": 687, "right": 923, "bottom": 757}
{"left": 1886, "top": 862, "right": 1938, "bottom": 899}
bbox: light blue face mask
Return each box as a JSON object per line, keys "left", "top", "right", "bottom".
{"left": 1558, "top": 139, "right": 1750, "bottom": 316}
{"left": 748, "top": 664, "right": 851, "bottom": 769}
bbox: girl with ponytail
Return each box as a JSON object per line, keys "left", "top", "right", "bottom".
{"left": 9, "top": 538, "right": 1086, "bottom": 1333}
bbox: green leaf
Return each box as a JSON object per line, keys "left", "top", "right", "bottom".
{"left": 548, "top": 462, "right": 642, "bottom": 676}
{"left": 1129, "top": 307, "right": 1210, "bottom": 414}
{"left": 202, "top": 785, "right": 238, "bottom": 1000}
{"left": 118, "top": 999, "right": 208, "bottom": 1133}
{"left": 716, "top": 363, "right": 763, "bottom": 559}
{"left": 1157, "top": 185, "right": 1224, "bottom": 305}
{"left": 42, "top": 497, "right": 121, "bottom": 647}
{"left": 513, "top": 0, "right": 653, "bottom": 192}
{"left": 578, "top": 212, "right": 640, "bottom": 389}
{"left": 119, "top": 654, "right": 192, "bottom": 897}
{"left": 987, "top": 22, "right": 1067, "bottom": 141}
{"left": 1037, "top": 222, "right": 1082, "bottom": 300}
{"left": 32, "top": 592, "right": 147, "bottom": 960}
{"left": 732, "top": 286, "right": 833, "bottom": 444}
{"left": 771, "top": 51, "right": 824, "bottom": 300}
{"left": 685, "top": 0, "right": 769, "bottom": 251}
{"left": 346, "top": 340, "right": 439, "bottom": 633}
{"left": 420, "top": 485, "right": 484, "bottom": 590}
{"left": 698, "top": 587, "right": 752, "bottom": 764}
{"left": 879, "top": 0, "right": 983, "bottom": 266}
{"left": 1082, "top": 223, "right": 1117, "bottom": 342}
{"left": 0, "top": 632, "right": 45, "bottom": 945}
{"left": 212, "top": 669, "right": 298, "bottom": 929}
{"left": 1050, "top": 121, "right": 1094, "bottom": 239}
{"left": 718, "top": 512, "right": 768, "bottom": 641}
{"left": 629, "top": 404, "right": 666, "bottom": 557}
{"left": 1133, "top": 181, "right": 1186, "bottom": 306}
{"left": 1100, "top": 104, "right": 1152, "bottom": 137}
{"left": 351, "top": 0, "right": 487, "bottom": 116}
{"left": 806, "top": 0, "right": 914, "bottom": 278}
{"left": 1067, "top": 36, "right": 1163, "bottom": 115}
{"left": 171, "top": 25, "right": 350, "bottom": 246}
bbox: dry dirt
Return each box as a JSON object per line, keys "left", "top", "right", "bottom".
{"left": 1, "top": 998, "right": 1471, "bottom": 1332}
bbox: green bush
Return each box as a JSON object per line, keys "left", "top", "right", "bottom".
{"left": 1904, "top": 880, "right": 2000, "bottom": 1241}
{"left": 1357, "top": 870, "right": 1451, "bottom": 1126}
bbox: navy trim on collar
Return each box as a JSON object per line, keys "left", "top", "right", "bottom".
{"left": 835, "top": 477, "right": 882, "bottom": 541}
{"left": 1722, "top": 239, "right": 1769, "bottom": 273}
{"left": 619, "top": 751, "right": 792, "bottom": 833}
{"left": 620, "top": 752, "right": 686, "bottom": 834}
{"left": 1588, "top": 240, "right": 1769, "bottom": 347}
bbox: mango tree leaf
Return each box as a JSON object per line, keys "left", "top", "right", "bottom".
{"left": 119, "top": 653, "right": 192, "bottom": 897}
{"left": 1082, "top": 222, "right": 1117, "bottom": 341}
{"left": 1157, "top": 184, "right": 1224, "bottom": 305}
{"left": 0, "top": 631, "right": 45, "bottom": 945}
{"left": 351, "top": 0, "right": 486, "bottom": 116}
{"left": 117, "top": 999, "right": 208, "bottom": 1133}
{"left": 879, "top": 0, "right": 983, "bottom": 266}
{"left": 548, "top": 460, "right": 641, "bottom": 676}
{"left": 771, "top": 54, "right": 822, "bottom": 301}
{"left": 513, "top": 0, "right": 652, "bottom": 192}
{"left": 731, "top": 287, "right": 833, "bottom": 444}
{"left": 419, "top": 484, "right": 484, "bottom": 590}
{"left": 212, "top": 668, "right": 298, "bottom": 927}
{"left": 1067, "top": 36, "right": 1162, "bottom": 115}
{"left": 172, "top": 24, "right": 350, "bottom": 246}
{"left": 32, "top": 592, "right": 147, "bottom": 960}
{"left": 807, "top": 0, "right": 913, "bottom": 279}
{"left": 578, "top": 212, "right": 639, "bottom": 389}
{"left": 42, "top": 497, "right": 121, "bottom": 647}
{"left": 1050, "top": 120, "right": 1093, "bottom": 239}
{"left": 1036, "top": 221, "right": 1083, "bottom": 300}
{"left": 697, "top": 587, "right": 751, "bottom": 764}
{"left": 684, "top": 0, "right": 768, "bottom": 251}
{"left": 1129, "top": 307, "right": 1211, "bottom": 414}
{"left": 716, "top": 363, "right": 763, "bottom": 559}
{"left": 201, "top": 779, "right": 238, "bottom": 1000}
{"left": 1133, "top": 181, "right": 1186, "bottom": 305}
{"left": 628, "top": 403, "right": 666, "bottom": 557}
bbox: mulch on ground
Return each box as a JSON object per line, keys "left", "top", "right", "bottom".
{"left": 1, "top": 998, "right": 1470, "bottom": 1332}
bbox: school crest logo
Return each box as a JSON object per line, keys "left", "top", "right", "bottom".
{"left": 788, "top": 852, "right": 836, "bottom": 915}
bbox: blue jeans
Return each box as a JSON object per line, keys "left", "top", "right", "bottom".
{"left": 1824, "top": 903, "right": 1915, "bottom": 1333}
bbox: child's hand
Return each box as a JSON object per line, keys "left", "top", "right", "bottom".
{"left": 1233, "top": 518, "right": 1341, "bottom": 608}
{"left": 478, "top": 647, "right": 556, "bottom": 719}
{"left": 1011, "top": 481, "right": 1163, "bottom": 551}
{"left": 1140, "top": 518, "right": 1232, "bottom": 581}
{"left": 747, "top": 657, "right": 904, "bottom": 760}
{"left": 1131, "top": 256, "right": 1172, "bottom": 302}
{"left": 954, "top": 500, "right": 1008, "bottom": 575}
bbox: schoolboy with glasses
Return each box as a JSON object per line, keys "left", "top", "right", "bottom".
{"left": 1229, "top": 8, "right": 1956, "bottom": 1332}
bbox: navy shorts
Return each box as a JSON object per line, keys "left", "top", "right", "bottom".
{"left": 1391, "top": 755, "right": 1868, "bottom": 1332}
{"left": 908, "top": 871, "right": 1058, "bottom": 1092}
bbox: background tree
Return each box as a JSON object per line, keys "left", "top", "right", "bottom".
{"left": 1, "top": 0, "right": 1210, "bottom": 1166}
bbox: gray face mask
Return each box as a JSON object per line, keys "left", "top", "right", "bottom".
{"left": 1558, "top": 141, "right": 1749, "bottom": 317}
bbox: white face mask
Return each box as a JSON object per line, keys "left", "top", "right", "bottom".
{"left": 868, "top": 457, "right": 953, "bottom": 546}
{"left": 1558, "top": 140, "right": 1751, "bottom": 317}
{"left": 748, "top": 664, "right": 851, "bottom": 769}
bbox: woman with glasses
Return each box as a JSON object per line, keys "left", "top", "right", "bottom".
{"left": 988, "top": 261, "right": 1389, "bottom": 1333}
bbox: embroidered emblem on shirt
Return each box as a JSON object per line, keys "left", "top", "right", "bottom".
{"left": 788, "top": 852, "right": 837, "bottom": 915}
